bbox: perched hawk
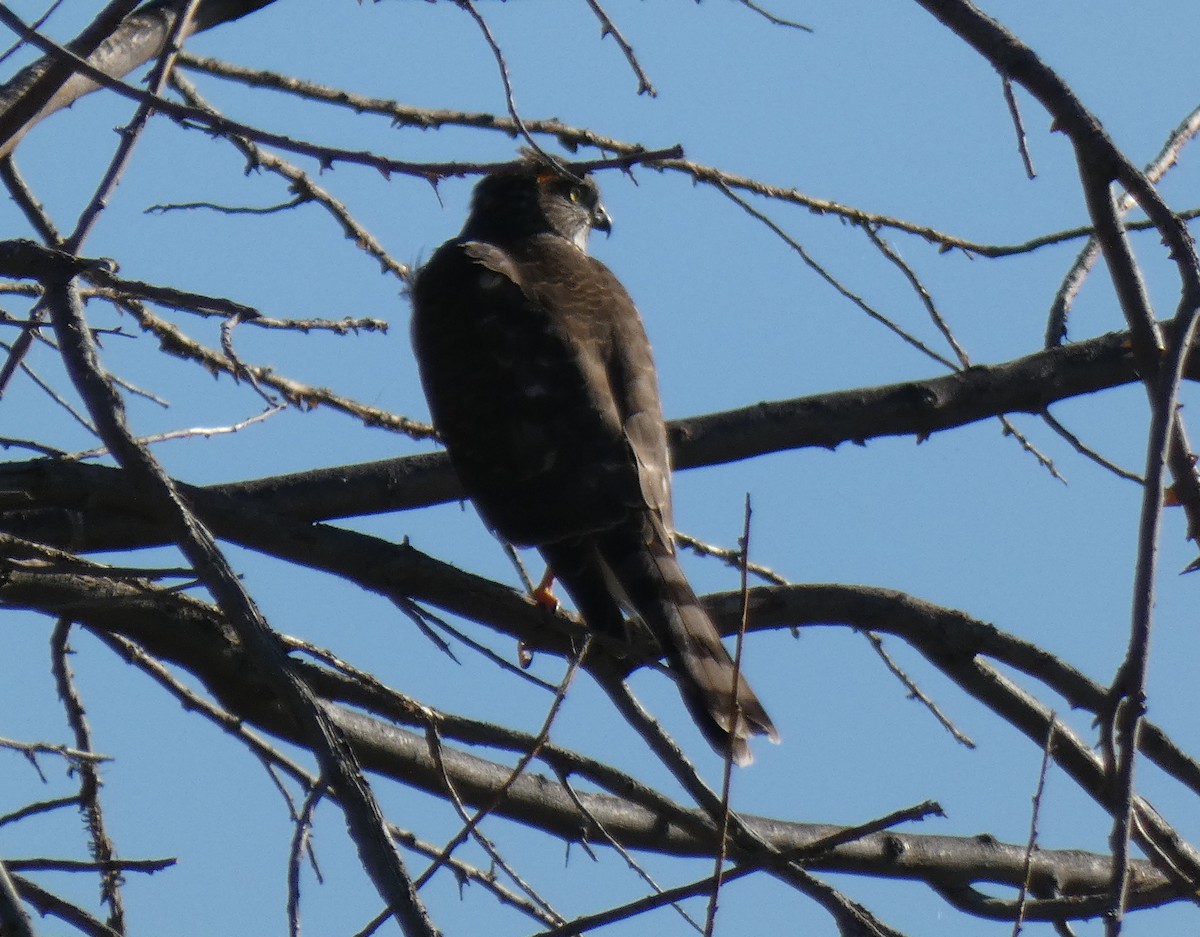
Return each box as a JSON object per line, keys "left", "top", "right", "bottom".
{"left": 411, "top": 159, "right": 778, "bottom": 765}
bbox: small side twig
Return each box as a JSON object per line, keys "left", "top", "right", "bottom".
{"left": 673, "top": 530, "right": 788, "bottom": 585}
{"left": 862, "top": 630, "right": 975, "bottom": 749}
{"left": 1046, "top": 102, "right": 1200, "bottom": 347}
{"left": 716, "top": 181, "right": 956, "bottom": 369}
{"left": 286, "top": 785, "right": 325, "bottom": 937}
{"left": 555, "top": 773, "right": 704, "bottom": 933}
{"left": 733, "top": 0, "right": 813, "bottom": 31}
{"left": 0, "top": 155, "right": 59, "bottom": 243}
{"left": 68, "top": 405, "right": 285, "bottom": 461}
{"left": 581, "top": 0, "right": 657, "bottom": 95}
{"left": 705, "top": 495, "right": 755, "bottom": 936}
{"left": 421, "top": 724, "right": 559, "bottom": 921}
{"left": 1000, "top": 74, "right": 1037, "bottom": 179}
{"left": 1012, "top": 718, "right": 1057, "bottom": 937}
{"left": 50, "top": 619, "right": 125, "bottom": 931}
{"left": 865, "top": 224, "right": 1065, "bottom": 482}
{"left": 167, "top": 70, "right": 412, "bottom": 283}
{"left": 0, "top": 797, "right": 83, "bottom": 828}
{"left": 1039, "top": 409, "right": 1144, "bottom": 484}
{"left": 416, "top": 639, "right": 590, "bottom": 890}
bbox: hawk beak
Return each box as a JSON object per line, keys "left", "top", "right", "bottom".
{"left": 591, "top": 203, "right": 613, "bottom": 237}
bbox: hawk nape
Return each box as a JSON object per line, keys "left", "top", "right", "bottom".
{"left": 410, "top": 158, "right": 778, "bottom": 765}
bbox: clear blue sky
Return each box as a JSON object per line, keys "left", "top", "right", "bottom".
{"left": 3, "top": 1, "right": 1200, "bottom": 935}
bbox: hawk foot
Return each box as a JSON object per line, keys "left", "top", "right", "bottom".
{"left": 532, "top": 567, "right": 560, "bottom": 612}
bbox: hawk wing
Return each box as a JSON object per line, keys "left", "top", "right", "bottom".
{"left": 412, "top": 233, "right": 777, "bottom": 764}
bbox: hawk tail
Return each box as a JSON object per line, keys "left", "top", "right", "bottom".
{"left": 604, "top": 532, "right": 779, "bottom": 766}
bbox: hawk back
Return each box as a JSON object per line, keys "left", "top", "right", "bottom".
{"left": 411, "top": 234, "right": 660, "bottom": 547}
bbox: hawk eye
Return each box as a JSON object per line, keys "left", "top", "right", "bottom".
{"left": 568, "top": 188, "right": 582, "bottom": 203}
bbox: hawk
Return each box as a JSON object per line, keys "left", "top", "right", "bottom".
{"left": 410, "top": 158, "right": 778, "bottom": 765}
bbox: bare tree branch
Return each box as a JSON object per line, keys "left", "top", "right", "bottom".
{"left": 39, "top": 273, "right": 439, "bottom": 936}
{"left": 4, "top": 2, "right": 1200, "bottom": 932}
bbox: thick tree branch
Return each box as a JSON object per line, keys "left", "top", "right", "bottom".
{"left": 0, "top": 0, "right": 278, "bottom": 158}
{"left": 0, "top": 0, "right": 144, "bottom": 158}
{"left": 0, "top": 567, "right": 1189, "bottom": 921}
{"left": 0, "top": 322, "right": 1183, "bottom": 559}
{"left": 39, "top": 275, "right": 438, "bottom": 937}
{"left": 908, "top": 4, "right": 1200, "bottom": 921}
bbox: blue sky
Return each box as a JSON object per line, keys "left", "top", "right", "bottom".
{"left": 3, "top": 1, "right": 1200, "bottom": 935}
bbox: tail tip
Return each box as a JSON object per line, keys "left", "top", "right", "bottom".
{"left": 729, "top": 720, "right": 780, "bottom": 767}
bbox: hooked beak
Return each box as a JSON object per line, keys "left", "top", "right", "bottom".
{"left": 591, "top": 202, "right": 613, "bottom": 237}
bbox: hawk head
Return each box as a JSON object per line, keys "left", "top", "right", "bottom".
{"left": 462, "top": 161, "right": 612, "bottom": 251}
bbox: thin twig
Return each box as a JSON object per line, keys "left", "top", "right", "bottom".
{"left": 1012, "top": 718, "right": 1057, "bottom": 937}
{"left": 421, "top": 724, "right": 559, "bottom": 919}
{"left": 68, "top": 405, "right": 285, "bottom": 460}
{"left": 394, "top": 598, "right": 558, "bottom": 691}
{"left": 220, "top": 312, "right": 277, "bottom": 404}
{"left": 146, "top": 195, "right": 308, "bottom": 216}
{"left": 286, "top": 785, "right": 324, "bottom": 937}
{"left": 0, "top": 0, "right": 65, "bottom": 67}
{"left": 788, "top": 800, "right": 945, "bottom": 859}
{"left": 705, "top": 496, "right": 755, "bottom": 935}
{"left": 716, "top": 181, "right": 957, "bottom": 368}
{"left": 1040, "top": 409, "right": 1144, "bottom": 484}
{"left": 49, "top": 619, "right": 125, "bottom": 931}
{"left": 451, "top": 0, "right": 559, "bottom": 168}
{"left": 502, "top": 541, "right": 537, "bottom": 596}
{"left": 733, "top": 0, "right": 813, "bottom": 30}
{"left": 42, "top": 273, "right": 438, "bottom": 936}
{"left": 581, "top": 0, "right": 656, "bottom": 95}
{"left": 416, "top": 640, "right": 590, "bottom": 890}
{"left": 1000, "top": 74, "right": 1037, "bottom": 179}
{"left": 862, "top": 630, "right": 975, "bottom": 748}
{"left": 0, "top": 155, "right": 59, "bottom": 243}
{"left": 673, "top": 530, "right": 789, "bottom": 585}
{"left": 0, "top": 797, "right": 82, "bottom": 828}
{"left": 4, "top": 275, "right": 390, "bottom": 333}
{"left": 534, "top": 865, "right": 760, "bottom": 937}
{"left": 0, "top": 739, "right": 109, "bottom": 764}
{"left": 2, "top": 340, "right": 98, "bottom": 436}
{"left": 167, "top": 70, "right": 412, "bottom": 283}
{"left": 64, "top": 0, "right": 202, "bottom": 250}
{"left": 0, "top": 435, "right": 65, "bottom": 456}
{"left": 1046, "top": 102, "right": 1200, "bottom": 347}
{"left": 7, "top": 873, "right": 124, "bottom": 937}
{"left": 119, "top": 299, "right": 434, "bottom": 439}
{"left": 865, "top": 224, "right": 1066, "bottom": 481}
{"left": 555, "top": 774, "right": 703, "bottom": 934}
{"left": 863, "top": 224, "right": 968, "bottom": 363}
